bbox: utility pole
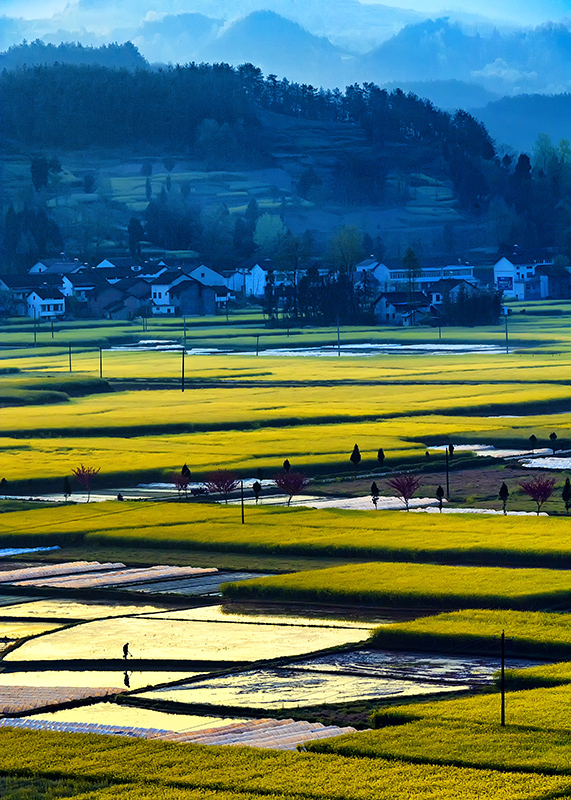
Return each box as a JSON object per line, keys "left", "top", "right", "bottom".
{"left": 99, "top": 347, "right": 103, "bottom": 379}
{"left": 500, "top": 629, "right": 506, "bottom": 727}
{"left": 255, "top": 334, "right": 260, "bottom": 356}
{"left": 181, "top": 345, "right": 185, "bottom": 392}
{"left": 504, "top": 307, "right": 509, "bottom": 354}
{"left": 68, "top": 342, "right": 72, "bottom": 373}
{"left": 51, "top": 319, "right": 54, "bottom": 339}
{"left": 337, "top": 316, "right": 341, "bottom": 356}
{"left": 445, "top": 449, "right": 450, "bottom": 500}
{"left": 240, "top": 480, "right": 245, "bottom": 524}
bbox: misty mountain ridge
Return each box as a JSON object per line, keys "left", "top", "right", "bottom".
{"left": 5, "top": 8, "right": 571, "bottom": 97}
{"left": 196, "top": 11, "right": 346, "bottom": 87}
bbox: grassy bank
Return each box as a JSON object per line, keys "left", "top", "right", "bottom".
{"left": 221, "top": 562, "right": 571, "bottom": 611}
{"left": 369, "top": 609, "right": 571, "bottom": 658}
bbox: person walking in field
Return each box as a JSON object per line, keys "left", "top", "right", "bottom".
{"left": 123, "top": 642, "right": 130, "bottom": 660}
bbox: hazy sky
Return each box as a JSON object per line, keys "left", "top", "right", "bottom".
{"left": 359, "top": 0, "right": 571, "bottom": 25}
{"left": 3, "top": 0, "right": 571, "bottom": 26}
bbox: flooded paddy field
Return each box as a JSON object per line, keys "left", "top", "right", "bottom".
{"left": 4, "top": 612, "right": 369, "bottom": 663}
{"left": 0, "top": 553, "right": 548, "bottom": 747}
{"left": 25, "top": 703, "right": 246, "bottom": 733}
{"left": 139, "top": 667, "right": 470, "bottom": 709}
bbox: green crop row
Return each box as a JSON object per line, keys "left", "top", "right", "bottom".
{"left": 368, "top": 683, "right": 571, "bottom": 733}
{"left": 221, "top": 562, "right": 571, "bottom": 611}
{"left": 4, "top": 504, "right": 571, "bottom": 570}
{"left": 305, "top": 717, "right": 571, "bottom": 775}
{"left": 369, "top": 609, "right": 571, "bottom": 658}
{"left": 0, "top": 728, "right": 567, "bottom": 800}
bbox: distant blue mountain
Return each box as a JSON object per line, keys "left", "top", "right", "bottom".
{"left": 197, "top": 10, "right": 346, "bottom": 85}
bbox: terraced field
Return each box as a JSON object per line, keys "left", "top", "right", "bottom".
{"left": 2, "top": 306, "right": 571, "bottom": 796}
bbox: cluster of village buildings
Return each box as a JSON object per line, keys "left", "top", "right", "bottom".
{"left": 0, "top": 249, "right": 565, "bottom": 324}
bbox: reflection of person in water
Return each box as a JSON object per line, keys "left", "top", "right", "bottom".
{"left": 123, "top": 671, "right": 131, "bottom": 688}
{"left": 123, "top": 642, "right": 130, "bottom": 660}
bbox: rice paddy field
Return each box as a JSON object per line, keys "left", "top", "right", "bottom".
{"left": 4, "top": 306, "right": 571, "bottom": 796}
{"left": 6, "top": 307, "right": 571, "bottom": 491}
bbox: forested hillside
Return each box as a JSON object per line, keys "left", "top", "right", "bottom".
{"left": 2, "top": 60, "right": 571, "bottom": 269}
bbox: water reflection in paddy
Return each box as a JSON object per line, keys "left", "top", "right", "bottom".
{"left": 293, "top": 649, "right": 542, "bottom": 686}
{"left": 0, "top": 621, "right": 63, "bottom": 639}
{"left": 5, "top": 617, "right": 369, "bottom": 662}
{"left": 30, "top": 703, "right": 245, "bottom": 732}
{"left": 0, "top": 671, "right": 203, "bottom": 691}
{"left": 141, "top": 668, "right": 469, "bottom": 709}
{"left": 0, "top": 599, "right": 171, "bottom": 621}
{"left": 143, "top": 604, "right": 375, "bottom": 629}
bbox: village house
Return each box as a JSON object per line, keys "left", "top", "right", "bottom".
{"left": 227, "top": 258, "right": 274, "bottom": 296}
{"left": 373, "top": 291, "right": 431, "bottom": 326}
{"left": 427, "top": 278, "right": 484, "bottom": 306}
{"left": 27, "top": 287, "right": 65, "bottom": 320}
{"left": 493, "top": 252, "right": 555, "bottom": 299}
{"left": 357, "top": 258, "right": 477, "bottom": 293}
{"left": 29, "top": 256, "right": 87, "bottom": 275}
{"left": 169, "top": 279, "right": 217, "bottom": 316}
{"left": 88, "top": 279, "right": 151, "bottom": 320}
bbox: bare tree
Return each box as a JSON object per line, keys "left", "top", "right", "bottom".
{"left": 387, "top": 474, "right": 422, "bottom": 511}
{"left": 519, "top": 475, "right": 556, "bottom": 515}
{"left": 203, "top": 470, "right": 240, "bottom": 503}
{"left": 72, "top": 464, "right": 100, "bottom": 503}
{"left": 274, "top": 471, "right": 308, "bottom": 506}
{"left": 172, "top": 471, "right": 190, "bottom": 498}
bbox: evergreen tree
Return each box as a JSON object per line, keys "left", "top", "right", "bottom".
{"left": 350, "top": 444, "right": 361, "bottom": 473}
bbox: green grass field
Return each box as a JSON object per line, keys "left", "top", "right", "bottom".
{"left": 3, "top": 308, "right": 571, "bottom": 794}
{"left": 369, "top": 609, "right": 571, "bottom": 657}
{"left": 4, "top": 503, "right": 571, "bottom": 570}
{"left": 0, "top": 728, "right": 568, "bottom": 800}
{"left": 221, "top": 561, "right": 571, "bottom": 610}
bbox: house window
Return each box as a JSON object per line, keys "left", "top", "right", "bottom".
{"left": 200, "top": 272, "right": 205, "bottom": 277}
{"left": 41, "top": 304, "right": 48, "bottom": 311}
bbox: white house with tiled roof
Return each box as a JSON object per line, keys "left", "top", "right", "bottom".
{"left": 27, "top": 287, "right": 65, "bottom": 319}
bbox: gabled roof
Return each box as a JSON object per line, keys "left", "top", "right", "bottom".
{"left": 96, "top": 257, "right": 141, "bottom": 269}
{"left": 43, "top": 261, "right": 87, "bottom": 275}
{"left": 113, "top": 278, "right": 152, "bottom": 298}
{"left": 151, "top": 270, "right": 190, "bottom": 286}
{"left": 0, "top": 274, "right": 62, "bottom": 290}
{"left": 29, "top": 286, "right": 65, "bottom": 300}
{"left": 64, "top": 274, "right": 106, "bottom": 289}
{"left": 427, "top": 278, "right": 467, "bottom": 293}
{"left": 356, "top": 258, "right": 386, "bottom": 271}
{"left": 169, "top": 278, "right": 203, "bottom": 294}
{"left": 238, "top": 257, "right": 274, "bottom": 271}
{"left": 534, "top": 265, "right": 571, "bottom": 277}
{"left": 374, "top": 291, "right": 428, "bottom": 306}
